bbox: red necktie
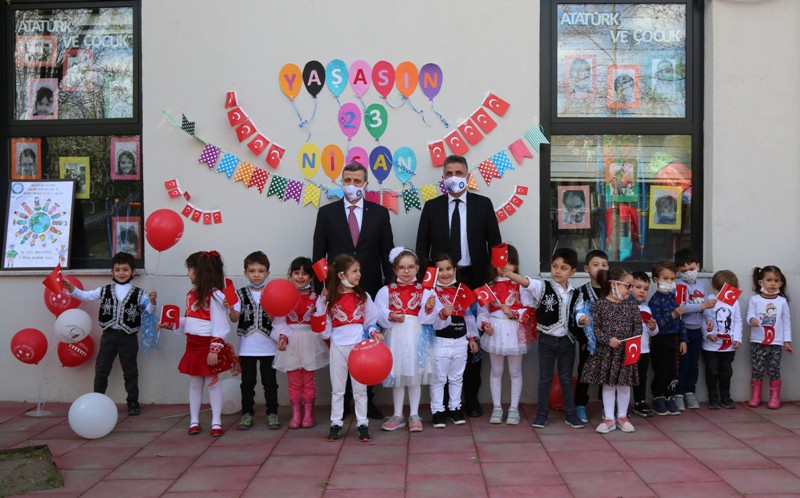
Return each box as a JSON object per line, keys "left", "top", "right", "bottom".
{"left": 348, "top": 205, "right": 359, "bottom": 247}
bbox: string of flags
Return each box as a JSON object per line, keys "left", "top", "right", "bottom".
{"left": 164, "top": 179, "right": 223, "bottom": 225}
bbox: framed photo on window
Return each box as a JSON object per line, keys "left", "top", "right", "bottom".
{"left": 649, "top": 185, "right": 682, "bottom": 230}
{"left": 604, "top": 157, "right": 638, "bottom": 202}
{"left": 112, "top": 216, "right": 141, "bottom": 258}
{"left": 62, "top": 49, "right": 94, "bottom": 92}
{"left": 11, "top": 138, "right": 42, "bottom": 180}
{"left": 607, "top": 65, "right": 640, "bottom": 109}
{"left": 15, "top": 35, "right": 58, "bottom": 67}
{"left": 58, "top": 157, "right": 91, "bottom": 199}
{"left": 563, "top": 55, "right": 597, "bottom": 99}
{"left": 27, "top": 78, "right": 59, "bottom": 120}
{"left": 557, "top": 185, "right": 591, "bottom": 229}
{"left": 110, "top": 137, "right": 140, "bottom": 180}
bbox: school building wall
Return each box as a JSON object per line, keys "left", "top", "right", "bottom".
{"left": 2, "top": 0, "right": 799, "bottom": 406}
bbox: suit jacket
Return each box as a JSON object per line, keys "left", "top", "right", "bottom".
{"left": 416, "top": 192, "right": 501, "bottom": 288}
{"left": 313, "top": 199, "right": 394, "bottom": 298}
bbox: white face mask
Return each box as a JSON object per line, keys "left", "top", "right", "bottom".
{"left": 339, "top": 272, "right": 356, "bottom": 288}
{"left": 679, "top": 269, "right": 698, "bottom": 284}
{"left": 444, "top": 176, "right": 467, "bottom": 194}
{"left": 612, "top": 284, "right": 623, "bottom": 301}
{"left": 657, "top": 281, "right": 676, "bottom": 294}
{"left": 343, "top": 184, "right": 364, "bottom": 202}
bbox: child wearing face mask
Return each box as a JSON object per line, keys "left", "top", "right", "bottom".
{"left": 672, "top": 249, "right": 716, "bottom": 411}
{"left": 648, "top": 260, "right": 686, "bottom": 416}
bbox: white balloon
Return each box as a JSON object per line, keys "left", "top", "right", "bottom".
{"left": 54, "top": 309, "right": 93, "bottom": 343}
{"left": 220, "top": 377, "right": 242, "bottom": 415}
{"left": 68, "top": 393, "right": 118, "bottom": 439}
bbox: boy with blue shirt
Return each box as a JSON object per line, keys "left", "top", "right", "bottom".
{"left": 648, "top": 260, "right": 685, "bottom": 416}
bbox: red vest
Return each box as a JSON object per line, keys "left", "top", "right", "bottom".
{"left": 489, "top": 280, "right": 524, "bottom": 313}
{"left": 436, "top": 286, "right": 465, "bottom": 317}
{"left": 185, "top": 289, "right": 212, "bottom": 320}
{"left": 388, "top": 283, "right": 423, "bottom": 316}
{"left": 286, "top": 291, "right": 318, "bottom": 325}
{"left": 330, "top": 292, "right": 366, "bottom": 327}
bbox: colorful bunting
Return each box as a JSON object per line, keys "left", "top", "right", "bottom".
{"left": 181, "top": 114, "right": 196, "bottom": 135}
{"left": 492, "top": 151, "right": 514, "bottom": 177}
{"left": 217, "top": 153, "right": 239, "bottom": 178}
{"left": 247, "top": 168, "right": 269, "bottom": 193}
{"left": 457, "top": 119, "right": 483, "bottom": 145}
{"left": 508, "top": 139, "right": 533, "bottom": 164}
{"left": 483, "top": 92, "right": 510, "bottom": 116}
{"left": 523, "top": 124, "right": 550, "bottom": 153}
{"left": 365, "top": 191, "right": 381, "bottom": 204}
{"left": 420, "top": 184, "right": 439, "bottom": 202}
{"left": 382, "top": 190, "right": 399, "bottom": 214}
{"left": 467, "top": 173, "right": 479, "bottom": 191}
{"left": 478, "top": 159, "right": 501, "bottom": 186}
{"left": 247, "top": 134, "right": 269, "bottom": 156}
{"left": 403, "top": 188, "right": 421, "bottom": 213}
{"left": 326, "top": 188, "right": 344, "bottom": 200}
{"left": 303, "top": 183, "right": 321, "bottom": 207}
{"left": 471, "top": 108, "right": 497, "bottom": 134}
{"left": 197, "top": 144, "right": 221, "bottom": 169}
{"left": 266, "top": 143, "right": 286, "bottom": 169}
{"left": 428, "top": 140, "right": 446, "bottom": 167}
{"left": 233, "top": 162, "right": 255, "bottom": 185}
{"left": 438, "top": 180, "right": 447, "bottom": 194}
{"left": 285, "top": 179, "right": 303, "bottom": 203}
{"left": 267, "top": 175, "right": 288, "bottom": 198}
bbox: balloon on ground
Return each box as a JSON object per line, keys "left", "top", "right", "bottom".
{"left": 221, "top": 378, "right": 242, "bottom": 415}
{"left": 68, "top": 393, "right": 118, "bottom": 439}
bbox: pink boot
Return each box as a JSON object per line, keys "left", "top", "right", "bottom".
{"left": 767, "top": 380, "right": 782, "bottom": 410}
{"left": 301, "top": 398, "right": 315, "bottom": 428}
{"left": 288, "top": 402, "right": 302, "bottom": 429}
{"left": 747, "top": 380, "right": 762, "bottom": 408}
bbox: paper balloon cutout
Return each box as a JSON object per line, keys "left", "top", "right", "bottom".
{"left": 347, "top": 146, "right": 369, "bottom": 168}
{"left": 419, "top": 63, "right": 443, "bottom": 100}
{"left": 11, "top": 328, "right": 48, "bottom": 365}
{"left": 279, "top": 63, "right": 302, "bottom": 100}
{"left": 349, "top": 60, "right": 371, "bottom": 97}
{"left": 372, "top": 60, "right": 395, "bottom": 99}
{"left": 369, "top": 146, "right": 393, "bottom": 184}
{"left": 322, "top": 144, "right": 345, "bottom": 180}
{"left": 325, "top": 59, "right": 348, "bottom": 97}
{"left": 145, "top": 209, "right": 184, "bottom": 252}
{"left": 395, "top": 61, "right": 419, "bottom": 97}
{"left": 303, "top": 60, "right": 326, "bottom": 97}
{"left": 394, "top": 146, "right": 417, "bottom": 184}
{"left": 364, "top": 103, "right": 388, "bottom": 141}
{"left": 337, "top": 102, "right": 361, "bottom": 140}
{"left": 298, "top": 143, "right": 321, "bottom": 180}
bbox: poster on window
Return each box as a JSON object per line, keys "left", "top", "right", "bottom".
{"left": 556, "top": 3, "right": 686, "bottom": 118}
{"left": 649, "top": 185, "right": 682, "bottom": 230}
{"left": 59, "top": 157, "right": 91, "bottom": 199}
{"left": 557, "top": 185, "right": 591, "bottom": 229}
{"left": 3, "top": 180, "right": 75, "bottom": 270}
{"left": 112, "top": 216, "right": 141, "bottom": 258}
{"left": 604, "top": 157, "right": 638, "bottom": 202}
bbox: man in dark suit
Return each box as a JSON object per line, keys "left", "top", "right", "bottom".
{"left": 416, "top": 154, "right": 502, "bottom": 417}
{"left": 313, "top": 162, "right": 394, "bottom": 418}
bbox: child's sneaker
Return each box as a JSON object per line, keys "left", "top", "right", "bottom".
{"left": 489, "top": 407, "right": 503, "bottom": 424}
{"left": 506, "top": 408, "right": 520, "bottom": 425}
{"left": 721, "top": 398, "right": 736, "bottom": 409}
{"left": 380, "top": 416, "right": 407, "bottom": 431}
{"left": 634, "top": 401, "right": 653, "bottom": 417}
{"left": 432, "top": 411, "right": 447, "bottom": 428}
{"left": 595, "top": 418, "right": 616, "bottom": 434}
{"left": 685, "top": 392, "right": 700, "bottom": 409}
{"left": 127, "top": 402, "right": 140, "bottom": 416}
{"left": 357, "top": 424, "right": 371, "bottom": 442}
{"left": 575, "top": 405, "right": 588, "bottom": 423}
{"left": 565, "top": 414, "right": 586, "bottom": 429}
{"left": 449, "top": 408, "right": 466, "bottom": 425}
{"left": 709, "top": 399, "right": 721, "bottom": 410}
{"left": 617, "top": 417, "right": 635, "bottom": 433}
{"left": 653, "top": 396, "right": 669, "bottom": 416}
{"left": 267, "top": 413, "right": 281, "bottom": 430}
{"left": 327, "top": 424, "right": 342, "bottom": 441}
{"left": 408, "top": 415, "right": 423, "bottom": 432}
{"left": 666, "top": 397, "right": 682, "bottom": 415}
{"left": 673, "top": 394, "right": 686, "bottom": 411}
{"left": 237, "top": 414, "right": 254, "bottom": 430}
{"left": 531, "top": 415, "right": 548, "bottom": 428}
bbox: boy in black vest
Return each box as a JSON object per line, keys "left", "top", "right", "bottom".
{"left": 65, "top": 252, "right": 156, "bottom": 415}
{"left": 228, "top": 251, "right": 286, "bottom": 430}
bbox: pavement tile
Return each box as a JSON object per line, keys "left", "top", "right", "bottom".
{"left": 255, "top": 454, "right": 336, "bottom": 478}
{"left": 628, "top": 457, "right": 720, "bottom": 483}
{"left": 13, "top": 438, "right": 85, "bottom": 456}
{"left": 336, "top": 440, "right": 409, "bottom": 465}
{"left": 562, "top": 470, "right": 655, "bottom": 497}
{"left": 767, "top": 413, "right": 800, "bottom": 430}
{"left": 270, "top": 433, "right": 347, "bottom": 456}
{"left": 550, "top": 449, "right": 630, "bottom": 473}
{"left": 715, "top": 468, "right": 800, "bottom": 494}
{"left": 648, "top": 480, "right": 740, "bottom": 497}
{"left": 81, "top": 430, "right": 160, "bottom": 448}
{"left": 774, "top": 457, "right": 800, "bottom": 478}
{"left": 168, "top": 465, "right": 260, "bottom": 492}
{"left": 0, "top": 430, "right": 46, "bottom": 447}
{"left": 30, "top": 422, "right": 83, "bottom": 440}
{"left": 323, "top": 489, "right": 405, "bottom": 498}
{"left": 721, "top": 421, "right": 794, "bottom": 439}
{"left": 688, "top": 447, "right": 780, "bottom": 470}
{"left": 0, "top": 414, "right": 64, "bottom": 433}
{"left": 54, "top": 445, "right": 139, "bottom": 470}
{"left": 408, "top": 434, "right": 476, "bottom": 454}
{"left": 482, "top": 461, "right": 564, "bottom": 487}
{"left": 741, "top": 435, "right": 800, "bottom": 458}
{"left": 37, "top": 469, "right": 111, "bottom": 495}
{"left": 666, "top": 428, "right": 746, "bottom": 449}
{"left": 163, "top": 492, "right": 243, "bottom": 498}
{"left": 405, "top": 473, "right": 489, "bottom": 498}
{"left": 407, "top": 451, "right": 477, "bottom": 475}
{"left": 488, "top": 485, "right": 573, "bottom": 497}
{"left": 135, "top": 433, "right": 215, "bottom": 457}
{"left": 647, "top": 410, "right": 717, "bottom": 432}
{"left": 697, "top": 406, "right": 768, "bottom": 423}
{"left": 81, "top": 478, "right": 173, "bottom": 497}
{"left": 476, "top": 441, "right": 550, "bottom": 462}
{"left": 193, "top": 443, "right": 273, "bottom": 466}
{"left": 240, "top": 476, "right": 325, "bottom": 498}
{"left": 326, "top": 463, "right": 405, "bottom": 489}
{"left": 114, "top": 414, "right": 183, "bottom": 432}
{"left": 472, "top": 425, "right": 542, "bottom": 443}
{"left": 538, "top": 432, "right": 614, "bottom": 452}
{"left": 106, "top": 455, "right": 194, "bottom": 480}
{"left": 611, "top": 439, "right": 692, "bottom": 460}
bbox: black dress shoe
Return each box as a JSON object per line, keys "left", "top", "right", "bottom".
{"left": 466, "top": 405, "right": 483, "bottom": 417}
{"left": 127, "top": 402, "right": 141, "bottom": 416}
{"left": 367, "top": 402, "right": 384, "bottom": 420}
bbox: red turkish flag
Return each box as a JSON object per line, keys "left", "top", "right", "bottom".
{"left": 717, "top": 284, "right": 743, "bottom": 307}
{"left": 266, "top": 143, "right": 286, "bottom": 169}
{"left": 167, "top": 187, "right": 181, "bottom": 199}
{"left": 444, "top": 130, "right": 470, "bottom": 156}
{"left": 421, "top": 267, "right": 439, "bottom": 290}
{"left": 203, "top": 212, "right": 212, "bottom": 225}
{"left": 457, "top": 119, "right": 484, "bottom": 145}
{"left": 675, "top": 284, "right": 688, "bottom": 304}
{"left": 227, "top": 107, "right": 247, "bottom": 127}
{"left": 496, "top": 209, "right": 508, "bottom": 223}
{"left": 164, "top": 179, "right": 178, "bottom": 190}
{"left": 482, "top": 92, "right": 510, "bottom": 116}
{"left": 312, "top": 258, "right": 329, "bottom": 282}
{"left": 454, "top": 284, "right": 476, "bottom": 312}
{"left": 640, "top": 311, "right": 652, "bottom": 322}
{"left": 42, "top": 264, "right": 64, "bottom": 293}
{"left": 471, "top": 108, "right": 498, "bottom": 134}
{"left": 225, "top": 91, "right": 238, "bottom": 109}
{"left": 474, "top": 284, "right": 498, "bottom": 307}
{"left": 428, "top": 140, "right": 447, "bottom": 167}
{"left": 160, "top": 304, "right": 180, "bottom": 329}
{"left": 181, "top": 204, "right": 193, "bottom": 217}
{"left": 212, "top": 211, "right": 222, "bottom": 224}
{"left": 247, "top": 134, "right": 269, "bottom": 156}
{"left": 223, "top": 278, "right": 238, "bottom": 306}
{"left": 718, "top": 333, "right": 732, "bottom": 351}
{"left": 515, "top": 185, "right": 529, "bottom": 196}
{"left": 504, "top": 203, "right": 516, "bottom": 216}
{"left": 190, "top": 209, "right": 202, "bottom": 223}
{"left": 762, "top": 325, "right": 775, "bottom": 345}
{"left": 624, "top": 335, "right": 642, "bottom": 366}
{"left": 491, "top": 243, "right": 509, "bottom": 268}
{"left": 235, "top": 120, "right": 257, "bottom": 142}
{"left": 510, "top": 195, "right": 524, "bottom": 207}
{"left": 182, "top": 190, "right": 191, "bottom": 201}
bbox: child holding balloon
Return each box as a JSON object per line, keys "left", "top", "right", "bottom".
{"left": 315, "top": 253, "right": 382, "bottom": 442}
{"left": 375, "top": 247, "right": 439, "bottom": 432}
{"left": 64, "top": 251, "right": 156, "bottom": 416}
{"left": 273, "top": 257, "right": 329, "bottom": 429}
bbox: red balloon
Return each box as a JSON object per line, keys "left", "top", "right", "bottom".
{"left": 145, "top": 209, "right": 184, "bottom": 252}
{"left": 11, "top": 328, "right": 48, "bottom": 365}
{"left": 44, "top": 275, "right": 83, "bottom": 317}
{"left": 549, "top": 375, "right": 578, "bottom": 411}
{"left": 348, "top": 339, "right": 393, "bottom": 386}
{"left": 58, "top": 336, "right": 95, "bottom": 368}
{"left": 260, "top": 279, "right": 299, "bottom": 317}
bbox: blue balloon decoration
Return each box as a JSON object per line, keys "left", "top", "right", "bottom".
{"left": 325, "top": 59, "right": 348, "bottom": 98}
{"left": 369, "top": 146, "right": 393, "bottom": 184}
{"left": 393, "top": 146, "right": 417, "bottom": 184}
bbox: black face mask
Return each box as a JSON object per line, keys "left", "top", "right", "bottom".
{"left": 113, "top": 276, "right": 133, "bottom": 285}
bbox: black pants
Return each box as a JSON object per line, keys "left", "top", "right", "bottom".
{"left": 703, "top": 350, "right": 735, "bottom": 401}
{"left": 240, "top": 355, "right": 278, "bottom": 416}
{"left": 633, "top": 353, "right": 651, "bottom": 403}
{"left": 650, "top": 334, "right": 678, "bottom": 398}
{"left": 537, "top": 334, "right": 577, "bottom": 417}
{"left": 94, "top": 329, "right": 139, "bottom": 404}
{"left": 462, "top": 351, "right": 482, "bottom": 411}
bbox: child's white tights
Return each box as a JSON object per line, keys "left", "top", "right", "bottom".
{"left": 392, "top": 385, "right": 421, "bottom": 418}
{"left": 189, "top": 375, "right": 222, "bottom": 426}
{"left": 489, "top": 353, "right": 523, "bottom": 409}
{"left": 602, "top": 384, "right": 630, "bottom": 420}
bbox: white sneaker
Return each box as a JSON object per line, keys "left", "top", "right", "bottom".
{"left": 506, "top": 408, "right": 520, "bottom": 425}
{"left": 489, "top": 407, "right": 503, "bottom": 424}
{"left": 595, "top": 418, "right": 617, "bottom": 434}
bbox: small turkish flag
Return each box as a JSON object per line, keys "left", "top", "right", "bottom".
{"left": 428, "top": 140, "right": 447, "bottom": 167}
{"left": 166, "top": 187, "right": 181, "bottom": 199}
{"left": 491, "top": 243, "right": 509, "bottom": 268}
{"left": 471, "top": 108, "right": 497, "bottom": 134}
{"left": 717, "top": 284, "right": 743, "bottom": 307}
{"left": 624, "top": 335, "right": 642, "bottom": 366}
{"left": 225, "top": 91, "right": 238, "bottom": 109}
{"left": 454, "top": 284, "right": 476, "bottom": 312}
{"left": 312, "top": 258, "right": 329, "bottom": 282}
{"left": 422, "top": 267, "right": 439, "bottom": 290}
{"left": 762, "top": 325, "right": 775, "bottom": 345}
{"left": 202, "top": 212, "right": 212, "bottom": 225}
{"left": 482, "top": 92, "right": 510, "bottom": 116}
{"left": 190, "top": 209, "right": 202, "bottom": 223}
{"left": 212, "top": 211, "right": 222, "bottom": 224}
{"left": 227, "top": 107, "right": 247, "bottom": 127}
{"left": 640, "top": 311, "right": 652, "bottom": 322}
{"left": 504, "top": 203, "right": 516, "bottom": 216}
{"left": 160, "top": 304, "right": 180, "bottom": 329}
{"left": 223, "top": 278, "right": 238, "bottom": 307}
{"left": 247, "top": 133, "right": 269, "bottom": 156}
{"left": 266, "top": 143, "right": 286, "bottom": 169}
{"left": 457, "top": 119, "right": 484, "bottom": 146}
{"left": 43, "top": 264, "right": 64, "bottom": 293}
{"left": 515, "top": 185, "right": 529, "bottom": 196}
{"left": 164, "top": 179, "right": 178, "bottom": 190}
{"left": 510, "top": 195, "right": 524, "bottom": 208}
{"left": 474, "top": 284, "right": 498, "bottom": 307}
{"left": 444, "top": 130, "right": 470, "bottom": 156}
{"left": 181, "top": 204, "right": 193, "bottom": 217}
{"left": 718, "top": 333, "right": 732, "bottom": 351}
{"left": 182, "top": 190, "right": 191, "bottom": 201}
{"left": 496, "top": 209, "right": 508, "bottom": 223}
{"left": 235, "top": 120, "right": 257, "bottom": 142}
{"left": 675, "top": 284, "right": 688, "bottom": 304}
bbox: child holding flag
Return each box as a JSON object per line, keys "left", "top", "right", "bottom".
{"left": 580, "top": 267, "right": 641, "bottom": 434}
{"left": 703, "top": 270, "right": 743, "bottom": 409}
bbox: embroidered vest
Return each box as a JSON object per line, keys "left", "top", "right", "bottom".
{"left": 98, "top": 284, "right": 144, "bottom": 334}
{"left": 286, "top": 291, "right": 318, "bottom": 325}
{"left": 578, "top": 283, "right": 600, "bottom": 304}
{"left": 435, "top": 285, "right": 467, "bottom": 338}
{"left": 330, "top": 292, "right": 366, "bottom": 328}
{"left": 236, "top": 288, "right": 273, "bottom": 337}
{"left": 489, "top": 279, "right": 524, "bottom": 313}
{"left": 388, "top": 283, "right": 423, "bottom": 317}
{"left": 536, "top": 280, "right": 580, "bottom": 337}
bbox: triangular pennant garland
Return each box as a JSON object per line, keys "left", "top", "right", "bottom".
{"left": 523, "top": 125, "right": 550, "bottom": 153}
{"left": 467, "top": 173, "right": 479, "bottom": 191}
{"left": 382, "top": 190, "right": 399, "bottom": 214}
{"left": 197, "top": 144, "right": 221, "bottom": 169}
{"left": 247, "top": 167, "right": 269, "bottom": 193}
{"left": 181, "top": 114, "right": 196, "bottom": 135}
{"left": 403, "top": 188, "right": 422, "bottom": 213}
{"left": 267, "top": 175, "right": 288, "bottom": 198}
{"left": 233, "top": 162, "right": 255, "bottom": 184}
{"left": 303, "top": 183, "right": 321, "bottom": 207}
{"left": 478, "top": 159, "right": 502, "bottom": 186}
{"left": 284, "top": 179, "right": 303, "bottom": 204}
{"left": 217, "top": 153, "right": 239, "bottom": 178}
{"left": 364, "top": 191, "right": 381, "bottom": 204}
{"left": 491, "top": 151, "right": 514, "bottom": 177}
{"left": 420, "top": 183, "right": 440, "bottom": 202}
{"left": 508, "top": 139, "right": 534, "bottom": 164}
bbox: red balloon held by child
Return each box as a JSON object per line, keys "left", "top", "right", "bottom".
{"left": 145, "top": 209, "right": 184, "bottom": 252}
{"left": 43, "top": 275, "right": 83, "bottom": 317}
{"left": 348, "top": 339, "right": 393, "bottom": 386}
{"left": 260, "top": 279, "right": 299, "bottom": 317}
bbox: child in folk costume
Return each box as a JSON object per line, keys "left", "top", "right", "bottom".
{"left": 581, "top": 267, "right": 641, "bottom": 434}
{"left": 630, "top": 271, "right": 659, "bottom": 417}
{"left": 430, "top": 253, "right": 479, "bottom": 428}
{"left": 703, "top": 270, "right": 742, "bottom": 409}
{"left": 273, "top": 257, "right": 329, "bottom": 429}
{"left": 315, "top": 253, "right": 383, "bottom": 442}
{"left": 375, "top": 248, "right": 438, "bottom": 432}
{"left": 747, "top": 265, "right": 793, "bottom": 409}
{"left": 477, "top": 244, "right": 536, "bottom": 425}
{"left": 175, "top": 251, "right": 238, "bottom": 437}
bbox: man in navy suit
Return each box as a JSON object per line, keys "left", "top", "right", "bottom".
{"left": 416, "top": 155, "right": 502, "bottom": 417}
{"left": 313, "top": 162, "right": 394, "bottom": 418}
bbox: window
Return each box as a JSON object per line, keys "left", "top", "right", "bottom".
{"left": 2, "top": 1, "right": 141, "bottom": 269}
{"left": 540, "top": 1, "right": 703, "bottom": 271}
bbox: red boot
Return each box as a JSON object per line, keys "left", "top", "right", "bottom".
{"left": 747, "top": 380, "right": 762, "bottom": 408}
{"left": 288, "top": 402, "right": 302, "bottom": 429}
{"left": 767, "top": 380, "right": 782, "bottom": 409}
{"left": 301, "top": 398, "right": 315, "bottom": 428}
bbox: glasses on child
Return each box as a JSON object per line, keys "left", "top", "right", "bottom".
{"left": 611, "top": 280, "right": 633, "bottom": 289}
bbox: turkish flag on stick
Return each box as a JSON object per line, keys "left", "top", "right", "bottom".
{"left": 421, "top": 267, "right": 439, "bottom": 290}
{"left": 640, "top": 311, "right": 652, "bottom": 322}
{"left": 474, "top": 284, "right": 498, "bottom": 307}
{"left": 624, "top": 335, "right": 642, "bottom": 365}
{"left": 160, "top": 305, "right": 180, "bottom": 330}
{"left": 42, "top": 264, "right": 64, "bottom": 293}
{"left": 675, "top": 284, "right": 688, "bottom": 304}
{"left": 312, "top": 258, "right": 329, "bottom": 282}
{"left": 223, "top": 278, "right": 238, "bottom": 307}
{"left": 310, "top": 310, "right": 327, "bottom": 333}
{"left": 454, "top": 284, "right": 476, "bottom": 311}
{"left": 717, "top": 283, "right": 743, "bottom": 306}
{"left": 491, "top": 243, "right": 509, "bottom": 268}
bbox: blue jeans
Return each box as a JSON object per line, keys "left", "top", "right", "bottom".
{"left": 537, "top": 333, "right": 577, "bottom": 417}
{"left": 677, "top": 328, "right": 702, "bottom": 394}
